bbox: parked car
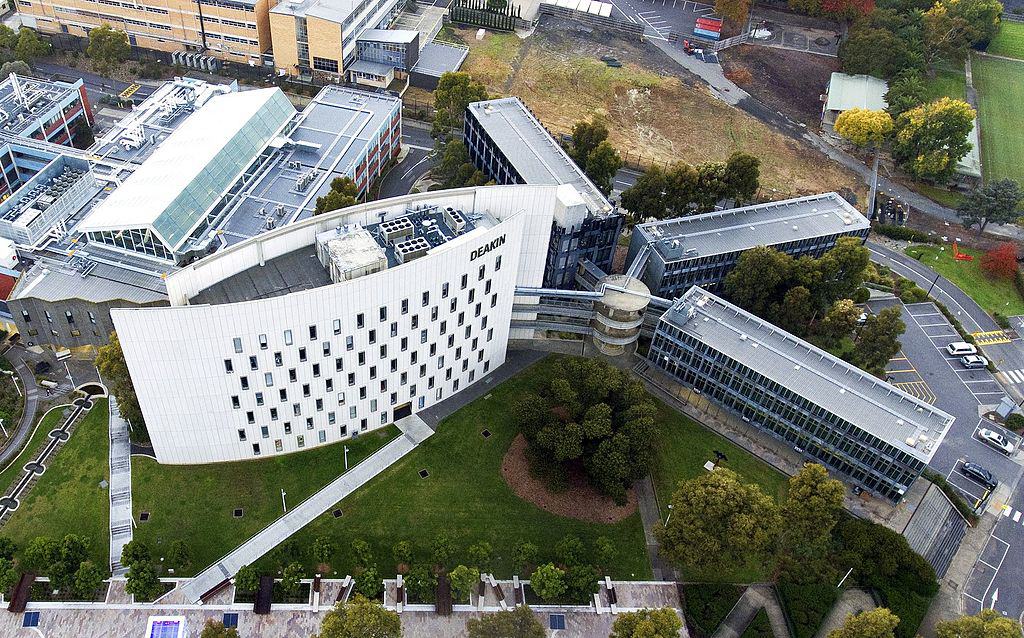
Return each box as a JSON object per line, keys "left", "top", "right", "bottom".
{"left": 856, "top": 312, "right": 869, "bottom": 326}
{"left": 961, "top": 355, "right": 989, "bottom": 369}
{"left": 961, "top": 462, "right": 998, "bottom": 490}
{"left": 947, "top": 341, "right": 978, "bottom": 356}
{"left": 977, "top": 428, "right": 1015, "bottom": 455}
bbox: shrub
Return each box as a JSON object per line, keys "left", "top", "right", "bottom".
{"left": 356, "top": 566, "right": 382, "bottom": 599}
{"left": 873, "top": 224, "right": 939, "bottom": 244}
{"left": 994, "top": 312, "right": 1011, "bottom": 330}
{"left": 449, "top": 564, "right": 480, "bottom": 601}
{"left": 684, "top": 584, "right": 744, "bottom": 637}
{"left": 741, "top": 609, "right": 773, "bottom": 638}
{"left": 899, "top": 285, "right": 928, "bottom": 303}
{"left": 922, "top": 470, "right": 980, "bottom": 524}
{"left": 529, "top": 563, "right": 566, "bottom": 603}
{"left": 234, "top": 565, "right": 259, "bottom": 593}
{"left": 467, "top": 542, "right": 493, "bottom": 571}
{"left": 511, "top": 540, "right": 539, "bottom": 575}
{"left": 431, "top": 532, "right": 455, "bottom": 568}
{"left": 777, "top": 581, "right": 840, "bottom": 638}
{"left": 852, "top": 287, "right": 871, "bottom": 303}
{"left": 980, "top": 244, "right": 1018, "bottom": 281}
{"left": 555, "top": 535, "right": 585, "bottom": 567}
{"left": 405, "top": 565, "right": 436, "bottom": 603}
{"left": 564, "top": 564, "right": 599, "bottom": 603}
{"left": 351, "top": 539, "right": 373, "bottom": 569}
{"left": 391, "top": 540, "right": 412, "bottom": 568}
{"left": 1005, "top": 413, "right": 1024, "bottom": 433}
{"left": 279, "top": 562, "right": 304, "bottom": 595}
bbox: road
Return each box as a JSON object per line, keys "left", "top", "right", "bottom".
{"left": 378, "top": 123, "right": 436, "bottom": 199}
{"left": 0, "top": 347, "right": 40, "bottom": 471}
{"left": 31, "top": 60, "right": 155, "bottom": 104}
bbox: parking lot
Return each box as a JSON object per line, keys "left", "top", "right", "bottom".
{"left": 608, "top": 0, "right": 715, "bottom": 40}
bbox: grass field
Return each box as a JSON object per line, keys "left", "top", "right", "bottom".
{"left": 987, "top": 21, "right": 1024, "bottom": 60}
{"left": 972, "top": 54, "right": 1024, "bottom": 185}
{"left": 651, "top": 401, "right": 788, "bottom": 582}
{"left": 131, "top": 425, "right": 399, "bottom": 576}
{"left": 904, "top": 244, "right": 1024, "bottom": 317}
{"left": 922, "top": 66, "right": 966, "bottom": 102}
{"left": 0, "top": 405, "right": 69, "bottom": 496}
{"left": 2, "top": 399, "right": 110, "bottom": 569}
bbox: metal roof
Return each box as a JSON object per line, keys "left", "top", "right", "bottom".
{"left": 358, "top": 28, "right": 418, "bottom": 43}
{"left": 466, "top": 98, "right": 613, "bottom": 216}
{"left": 660, "top": 287, "right": 954, "bottom": 463}
{"left": 636, "top": 192, "right": 869, "bottom": 263}
{"left": 824, "top": 72, "right": 888, "bottom": 113}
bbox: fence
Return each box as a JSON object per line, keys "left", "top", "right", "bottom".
{"left": 1004, "top": 12, "right": 1024, "bottom": 23}
{"left": 538, "top": 3, "right": 646, "bottom": 40}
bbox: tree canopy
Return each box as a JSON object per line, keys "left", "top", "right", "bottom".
{"left": 620, "top": 153, "right": 761, "bottom": 221}
{"left": 97, "top": 332, "right": 147, "bottom": 440}
{"left": 935, "top": 610, "right": 1023, "bottom": 638}
{"left": 956, "top": 179, "right": 1024, "bottom": 234}
{"left": 853, "top": 306, "right": 905, "bottom": 375}
{"left": 892, "top": 97, "right": 975, "bottom": 182}
{"left": 432, "top": 72, "right": 487, "bottom": 139}
{"left": 610, "top": 608, "right": 684, "bottom": 638}
{"left": 315, "top": 176, "right": 360, "bottom": 215}
{"left": 779, "top": 464, "right": 846, "bottom": 580}
{"left": 834, "top": 109, "right": 893, "bottom": 147}
{"left": 200, "top": 620, "right": 240, "bottom": 638}
{"left": 315, "top": 596, "right": 402, "bottom": 638}
{"left": 87, "top": 25, "right": 131, "bottom": 73}
{"left": 432, "top": 140, "right": 490, "bottom": 189}
{"left": 828, "top": 608, "right": 900, "bottom": 638}
{"left": 466, "top": 604, "right": 546, "bottom": 638}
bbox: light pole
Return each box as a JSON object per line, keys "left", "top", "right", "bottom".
{"left": 0, "top": 418, "right": 6, "bottom": 438}
{"left": 664, "top": 504, "right": 673, "bottom": 526}
{"left": 344, "top": 446, "right": 349, "bottom": 471}
{"left": 281, "top": 489, "right": 287, "bottom": 513}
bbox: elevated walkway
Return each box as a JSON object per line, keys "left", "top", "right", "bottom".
{"left": 902, "top": 482, "right": 967, "bottom": 578}
{"left": 108, "top": 397, "right": 133, "bottom": 575}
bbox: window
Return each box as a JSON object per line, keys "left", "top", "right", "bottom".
{"left": 336, "top": 357, "right": 344, "bottom": 371}
{"left": 20, "top": 310, "right": 30, "bottom": 323}
{"left": 261, "top": 426, "right": 269, "bottom": 439}
{"left": 249, "top": 355, "right": 258, "bottom": 370}
{"left": 313, "top": 363, "right": 321, "bottom": 377}
{"left": 495, "top": 255, "right": 502, "bottom": 271}
{"left": 309, "top": 325, "right": 318, "bottom": 340}
{"left": 333, "top": 318, "right": 342, "bottom": 334}
{"left": 274, "top": 352, "right": 283, "bottom": 366}
{"left": 303, "top": 384, "right": 311, "bottom": 397}
{"left": 319, "top": 430, "right": 327, "bottom": 443}
{"left": 264, "top": 372, "right": 274, "bottom": 387}
{"left": 312, "top": 56, "right": 339, "bottom": 73}
{"left": 284, "top": 329, "right": 293, "bottom": 345}
{"left": 346, "top": 336, "right": 354, "bottom": 350}
{"left": 401, "top": 298, "right": 409, "bottom": 314}
{"left": 238, "top": 429, "right": 247, "bottom": 441}
{"left": 326, "top": 378, "right": 334, "bottom": 392}
{"left": 285, "top": 422, "right": 293, "bottom": 435}
{"left": 358, "top": 352, "right": 366, "bottom": 365}
{"left": 224, "top": 359, "right": 234, "bottom": 373}
{"left": 316, "top": 398, "right": 324, "bottom": 411}
{"left": 88, "top": 311, "right": 96, "bottom": 324}
{"left": 422, "top": 291, "right": 429, "bottom": 306}
{"left": 356, "top": 313, "right": 364, "bottom": 328}
{"left": 379, "top": 306, "right": 387, "bottom": 322}
{"left": 307, "top": 417, "right": 314, "bottom": 430}
{"left": 246, "top": 411, "right": 255, "bottom": 424}
{"left": 252, "top": 443, "right": 261, "bottom": 455}
{"left": 241, "top": 376, "right": 250, "bottom": 390}
{"left": 275, "top": 440, "right": 283, "bottom": 452}
{"left": 233, "top": 337, "right": 243, "bottom": 353}
{"left": 65, "top": 310, "right": 74, "bottom": 324}
{"left": 390, "top": 322, "right": 398, "bottom": 337}
{"left": 255, "top": 392, "right": 264, "bottom": 406}
{"left": 411, "top": 315, "right": 419, "bottom": 329}
{"left": 259, "top": 334, "right": 268, "bottom": 349}
{"left": 442, "top": 282, "right": 449, "bottom": 298}
{"left": 368, "top": 329, "right": 376, "bottom": 344}
{"left": 299, "top": 347, "right": 307, "bottom": 362}
{"left": 460, "top": 274, "right": 468, "bottom": 289}
{"left": 270, "top": 407, "right": 278, "bottom": 420}
{"left": 289, "top": 368, "right": 297, "bottom": 382}
{"left": 323, "top": 342, "right": 331, "bottom": 357}
{"left": 478, "top": 264, "right": 486, "bottom": 280}
{"left": 231, "top": 395, "right": 240, "bottom": 409}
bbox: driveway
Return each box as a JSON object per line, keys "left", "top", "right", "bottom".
{"left": 0, "top": 346, "right": 40, "bottom": 470}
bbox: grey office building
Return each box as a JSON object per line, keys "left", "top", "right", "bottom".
{"left": 626, "top": 193, "right": 870, "bottom": 299}
{"left": 648, "top": 287, "right": 954, "bottom": 501}
{"left": 464, "top": 98, "right": 622, "bottom": 288}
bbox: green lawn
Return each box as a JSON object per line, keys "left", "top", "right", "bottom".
{"left": 921, "top": 66, "right": 966, "bottom": 102}
{"left": 912, "top": 182, "right": 965, "bottom": 208}
{"left": 132, "top": 424, "right": 400, "bottom": 576}
{"left": 904, "top": 244, "right": 1024, "bottom": 316}
{"left": 987, "top": 21, "right": 1024, "bottom": 60}
{"left": 3, "top": 399, "right": 110, "bottom": 568}
{"left": 972, "top": 54, "right": 1024, "bottom": 184}
{"left": 651, "top": 401, "right": 789, "bottom": 582}
{"left": 0, "top": 405, "right": 69, "bottom": 496}
{"left": 253, "top": 356, "right": 652, "bottom": 580}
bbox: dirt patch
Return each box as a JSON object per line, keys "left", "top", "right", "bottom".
{"left": 720, "top": 44, "right": 839, "bottom": 127}
{"left": 500, "top": 434, "right": 637, "bottom": 523}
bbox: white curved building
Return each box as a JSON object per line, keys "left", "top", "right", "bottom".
{"left": 112, "top": 184, "right": 576, "bottom": 463}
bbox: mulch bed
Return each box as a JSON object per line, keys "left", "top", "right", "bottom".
{"left": 500, "top": 434, "right": 637, "bottom": 523}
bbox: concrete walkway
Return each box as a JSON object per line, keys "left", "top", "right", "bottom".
{"left": 634, "top": 476, "right": 676, "bottom": 581}
{"left": 813, "top": 588, "right": 876, "bottom": 638}
{"left": 0, "top": 346, "right": 40, "bottom": 469}
{"left": 108, "top": 397, "right": 133, "bottom": 575}
{"left": 712, "top": 585, "right": 791, "bottom": 638}
{"left": 178, "top": 414, "right": 435, "bottom": 603}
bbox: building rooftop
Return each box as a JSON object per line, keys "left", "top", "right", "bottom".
{"left": 636, "top": 192, "right": 869, "bottom": 263}
{"left": 271, "top": 0, "right": 372, "bottom": 25}
{"left": 825, "top": 72, "right": 888, "bottom": 113}
{"left": 358, "top": 28, "right": 418, "bottom": 43}
{"left": 0, "top": 74, "right": 83, "bottom": 137}
{"left": 466, "top": 98, "right": 612, "bottom": 216}
{"left": 412, "top": 41, "right": 470, "bottom": 77}
{"left": 662, "top": 287, "right": 955, "bottom": 463}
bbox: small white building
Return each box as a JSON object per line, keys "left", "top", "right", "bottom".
{"left": 821, "top": 72, "right": 889, "bottom": 132}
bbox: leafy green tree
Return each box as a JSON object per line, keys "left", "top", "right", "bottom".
{"left": 620, "top": 165, "right": 668, "bottom": 222}
{"left": 724, "top": 151, "right": 760, "bottom": 204}
{"left": 467, "top": 542, "right": 493, "bottom": 571}
{"left": 405, "top": 565, "right": 436, "bottom": 602}
{"left": 280, "top": 561, "right": 304, "bottom": 595}
{"left": 86, "top": 25, "right": 130, "bottom": 73}
{"left": 935, "top": 609, "right": 1023, "bottom": 638}
{"left": 449, "top": 564, "right": 480, "bottom": 601}
{"left": 807, "top": 237, "right": 871, "bottom": 309}
{"left": 97, "top": 333, "right": 146, "bottom": 438}
{"left": 72, "top": 561, "right": 104, "bottom": 599}
{"left": 892, "top": 97, "right": 975, "bottom": 182}
{"left": 432, "top": 140, "right": 488, "bottom": 188}
{"left": 840, "top": 11, "right": 925, "bottom": 81}
{"left": 166, "top": 540, "right": 191, "bottom": 571}
{"left": 431, "top": 532, "right": 455, "bottom": 568}
{"left": 0, "top": 557, "right": 20, "bottom": 596}
{"left": 391, "top": 540, "right": 412, "bottom": 568}
{"left": 0, "top": 537, "right": 15, "bottom": 561}
{"left": 724, "top": 247, "right": 796, "bottom": 318}
{"left": 432, "top": 72, "right": 487, "bottom": 139}
{"left": 23, "top": 536, "right": 60, "bottom": 573}
{"left": 555, "top": 535, "right": 585, "bottom": 567}
{"left": 581, "top": 403, "right": 613, "bottom": 440}
{"left": 313, "top": 536, "right": 337, "bottom": 567}
{"left": 716, "top": 0, "right": 751, "bottom": 24}
{"left": 315, "top": 177, "right": 360, "bottom": 215}
{"left": 956, "top": 179, "right": 1024, "bottom": 234}
{"left": 780, "top": 464, "right": 846, "bottom": 574}
{"left": 466, "top": 604, "right": 546, "bottom": 638}
{"left": 529, "top": 563, "right": 566, "bottom": 602}
{"left": 854, "top": 306, "right": 905, "bottom": 375}
{"left": 315, "top": 595, "right": 401, "bottom": 638}
{"left": 828, "top": 608, "right": 900, "bottom": 638}
{"left": 234, "top": 565, "right": 259, "bottom": 593}
{"left": 885, "top": 74, "right": 927, "bottom": 118}
{"left": 536, "top": 422, "right": 584, "bottom": 461}
{"left": 584, "top": 140, "right": 623, "bottom": 196}
{"left": 834, "top": 109, "right": 893, "bottom": 148}
{"left": 693, "top": 162, "right": 728, "bottom": 213}
{"left": 0, "top": 60, "right": 30, "bottom": 77}
{"left": 352, "top": 539, "right": 373, "bottom": 569}
{"left": 511, "top": 541, "right": 539, "bottom": 575}
{"left": 656, "top": 468, "right": 781, "bottom": 570}
{"left": 567, "top": 119, "right": 609, "bottom": 167}
{"left": 125, "top": 560, "right": 163, "bottom": 602}
{"left": 922, "top": 0, "right": 1001, "bottom": 69}
{"left": 356, "top": 566, "right": 382, "bottom": 599}
{"left": 120, "top": 539, "right": 150, "bottom": 569}
{"left": 773, "top": 286, "right": 814, "bottom": 336}
{"left": 14, "top": 28, "right": 50, "bottom": 64}
{"left": 564, "top": 564, "right": 599, "bottom": 601}
{"left": 200, "top": 620, "right": 240, "bottom": 638}
{"left": 594, "top": 537, "right": 616, "bottom": 573}
{"left": 610, "top": 608, "right": 683, "bottom": 638}
{"left": 816, "top": 299, "right": 862, "bottom": 348}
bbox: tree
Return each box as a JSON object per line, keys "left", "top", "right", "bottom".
{"left": 610, "top": 608, "right": 683, "bottom": 638}
{"left": 0, "top": 537, "right": 15, "bottom": 561}
{"left": 313, "top": 536, "right": 337, "bottom": 567}
{"left": 594, "top": 537, "right": 616, "bottom": 572}
{"left": 315, "top": 177, "right": 360, "bottom": 215}
{"left": 356, "top": 566, "right": 382, "bottom": 599}
{"left": 567, "top": 119, "right": 610, "bottom": 167}
{"left": 854, "top": 306, "right": 905, "bottom": 375}
{"left": 555, "top": 535, "right": 585, "bottom": 567}
{"left": 694, "top": 162, "right": 728, "bottom": 213}
{"left": 620, "top": 166, "right": 668, "bottom": 222}
{"left": 892, "top": 98, "right": 975, "bottom": 182}
{"left": 391, "top": 540, "right": 412, "bottom": 568}
{"left": 724, "top": 151, "right": 760, "bottom": 204}
{"left": 816, "top": 299, "right": 862, "bottom": 348}
{"left": 87, "top": 25, "right": 131, "bottom": 73}
{"left": 467, "top": 542, "right": 493, "bottom": 571}
{"left": 315, "top": 595, "right": 401, "bottom": 638}
{"left": 980, "top": 243, "right": 1019, "bottom": 280}
{"left": 432, "top": 72, "right": 487, "bottom": 139}
{"left": 820, "top": 0, "right": 875, "bottom": 20}
{"left": 405, "top": 565, "right": 436, "bottom": 603}
{"left": 14, "top": 28, "right": 50, "bottom": 64}
{"left": 716, "top": 0, "right": 752, "bottom": 24}
{"left": 449, "top": 564, "right": 480, "bottom": 601}
{"left": 656, "top": 468, "right": 781, "bottom": 569}
{"left": 828, "top": 608, "right": 900, "bottom": 638}
{"left": 564, "top": 564, "right": 599, "bottom": 601}
{"left": 779, "top": 464, "right": 846, "bottom": 573}
{"left": 125, "top": 560, "right": 163, "bottom": 602}
{"left": 466, "top": 605, "right": 546, "bottom": 638}
{"left": 0, "top": 557, "right": 17, "bottom": 596}
{"left": 529, "top": 563, "right": 566, "bottom": 602}
{"left": 773, "top": 286, "right": 814, "bottom": 336}
{"left": 200, "top": 620, "right": 241, "bottom": 638}
{"left": 119, "top": 539, "right": 150, "bottom": 569}
{"left": 511, "top": 541, "right": 539, "bottom": 575}
{"left": 280, "top": 562, "right": 304, "bottom": 595}
{"left": 432, "top": 140, "right": 489, "bottom": 189}
{"left": 72, "top": 561, "right": 104, "bottom": 599}
{"left": 352, "top": 538, "right": 373, "bottom": 568}
{"left": 166, "top": 540, "right": 191, "bottom": 571}
{"left": 724, "top": 247, "right": 796, "bottom": 318}
{"left": 23, "top": 536, "right": 60, "bottom": 573}
{"left": 840, "top": 16, "right": 925, "bottom": 81}
{"left": 956, "top": 179, "right": 1024, "bottom": 234}
{"left": 431, "top": 532, "right": 455, "bottom": 568}
{"left": 234, "top": 565, "right": 259, "bottom": 593}
{"left": 922, "top": 0, "right": 1001, "bottom": 69}
{"left": 935, "top": 610, "right": 1023, "bottom": 638}
{"left": 0, "top": 60, "right": 30, "bottom": 77}
{"left": 96, "top": 332, "right": 146, "bottom": 439}
{"left": 834, "top": 109, "right": 893, "bottom": 148}
{"left": 584, "top": 140, "right": 623, "bottom": 196}
{"left": 885, "top": 74, "right": 927, "bottom": 118}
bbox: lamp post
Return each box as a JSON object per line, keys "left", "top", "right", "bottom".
{"left": 281, "top": 489, "right": 287, "bottom": 513}
{"left": 664, "top": 504, "right": 673, "bottom": 526}
{"left": 344, "top": 446, "right": 350, "bottom": 471}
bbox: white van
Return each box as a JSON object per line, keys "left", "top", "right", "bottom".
{"left": 946, "top": 341, "right": 978, "bottom": 356}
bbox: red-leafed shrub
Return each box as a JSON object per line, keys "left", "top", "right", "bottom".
{"left": 980, "top": 243, "right": 1020, "bottom": 280}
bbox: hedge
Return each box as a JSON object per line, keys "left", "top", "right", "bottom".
{"left": 777, "top": 582, "right": 841, "bottom": 638}
{"left": 740, "top": 608, "right": 774, "bottom": 638}
{"left": 922, "top": 469, "right": 980, "bottom": 525}
{"left": 684, "top": 584, "right": 745, "bottom": 638}
{"left": 872, "top": 224, "right": 941, "bottom": 244}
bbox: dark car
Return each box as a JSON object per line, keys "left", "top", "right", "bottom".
{"left": 961, "top": 462, "right": 997, "bottom": 491}
{"left": 32, "top": 361, "right": 51, "bottom": 375}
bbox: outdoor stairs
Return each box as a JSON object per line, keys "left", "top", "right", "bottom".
{"left": 902, "top": 483, "right": 967, "bottom": 578}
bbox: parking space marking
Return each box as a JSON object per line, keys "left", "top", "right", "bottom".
{"left": 973, "top": 330, "right": 1013, "bottom": 346}
{"left": 1015, "top": 511, "right": 1022, "bottom": 522}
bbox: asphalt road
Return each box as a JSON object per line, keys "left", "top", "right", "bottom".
{"left": 0, "top": 346, "right": 39, "bottom": 470}
{"left": 32, "top": 60, "right": 155, "bottom": 104}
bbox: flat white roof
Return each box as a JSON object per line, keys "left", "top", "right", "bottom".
{"left": 825, "top": 72, "right": 888, "bottom": 113}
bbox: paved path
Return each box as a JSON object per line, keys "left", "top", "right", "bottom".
{"left": 108, "top": 397, "right": 133, "bottom": 575}
{"left": 712, "top": 585, "right": 791, "bottom": 638}
{"left": 634, "top": 476, "right": 675, "bottom": 580}
{"left": 813, "top": 588, "right": 875, "bottom": 638}
{"left": 179, "top": 414, "right": 435, "bottom": 603}
{"left": 0, "top": 347, "right": 39, "bottom": 470}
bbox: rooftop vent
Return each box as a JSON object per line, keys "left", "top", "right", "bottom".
{"left": 792, "top": 225, "right": 799, "bottom": 231}
{"left": 905, "top": 436, "right": 917, "bottom": 447}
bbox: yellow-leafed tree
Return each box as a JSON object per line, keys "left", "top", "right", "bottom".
{"left": 834, "top": 108, "right": 894, "bottom": 148}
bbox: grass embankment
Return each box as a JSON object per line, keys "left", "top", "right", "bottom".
{"left": 905, "top": 244, "right": 1024, "bottom": 316}
{"left": 131, "top": 425, "right": 400, "bottom": 576}
{"left": 0, "top": 406, "right": 69, "bottom": 495}
{"left": 972, "top": 54, "right": 1024, "bottom": 185}
{"left": 987, "top": 21, "right": 1024, "bottom": 60}
{"left": 3, "top": 399, "right": 110, "bottom": 568}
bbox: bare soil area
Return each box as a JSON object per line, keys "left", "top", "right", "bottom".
{"left": 500, "top": 434, "right": 637, "bottom": 524}
{"left": 720, "top": 44, "right": 839, "bottom": 127}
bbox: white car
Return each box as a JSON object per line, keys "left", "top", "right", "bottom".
{"left": 978, "top": 428, "right": 1015, "bottom": 455}
{"left": 960, "top": 355, "right": 989, "bottom": 369}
